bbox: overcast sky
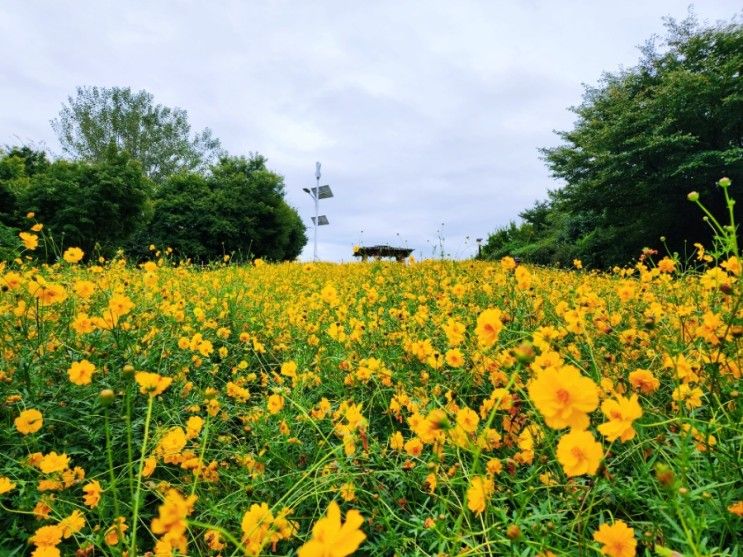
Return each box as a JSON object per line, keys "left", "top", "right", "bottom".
{"left": 1, "top": 1, "right": 740, "bottom": 261}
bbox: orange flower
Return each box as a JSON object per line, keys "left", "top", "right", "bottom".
{"left": 456, "top": 407, "right": 479, "bottom": 434}
{"left": 297, "top": 501, "right": 366, "bottom": 557}
{"left": 528, "top": 365, "right": 599, "bottom": 430}
{"left": 15, "top": 408, "right": 44, "bottom": 435}
{"left": 593, "top": 520, "right": 637, "bottom": 557}
{"left": 597, "top": 394, "right": 643, "bottom": 442}
{"left": 556, "top": 430, "right": 603, "bottom": 477}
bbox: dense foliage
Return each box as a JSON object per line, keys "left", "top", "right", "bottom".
{"left": 51, "top": 86, "right": 224, "bottom": 184}
{"left": 1, "top": 146, "right": 306, "bottom": 263}
{"left": 145, "top": 155, "right": 307, "bottom": 262}
{"left": 482, "top": 17, "right": 743, "bottom": 268}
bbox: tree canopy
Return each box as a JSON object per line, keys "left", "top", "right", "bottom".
{"left": 146, "top": 155, "right": 307, "bottom": 262}
{"left": 51, "top": 86, "right": 224, "bottom": 183}
{"left": 482, "top": 16, "right": 743, "bottom": 267}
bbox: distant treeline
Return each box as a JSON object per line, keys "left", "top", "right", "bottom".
{"left": 481, "top": 16, "right": 742, "bottom": 268}
{"left": 1, "top": 87, "right": 306, "bottom": 263}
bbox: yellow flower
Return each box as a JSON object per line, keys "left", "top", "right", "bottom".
{"left": 297, "top": 501, "right": 366, "bottom": 557}
{"left": 445, "top": 348, "right": 465, "bottom": 368}
{"left": 0, "top": 476, "right": 16, "bottom": 494}
{"left": 339, "top": 482, "right": 356, "bottom": 502}
{"left": 30, "top": 524, "right": 64, "bottom": 548}
{"left": 28, "top": 281, "right": 67, "bottom": 306}
{"left": 156, "top": 427, "right": 187, "bottom": 461}
{"left": 62, "top": 247, "right": 85, "bottom": 263}
{"left": 241, "top": 502, "right": 274, "bottom": 555}
{"left": 528, "top": 365, "right": 599, "bottom": 430}
{"left": 597, "top": 395, "right": 643, "bottom": 442}
{"left": 186, "top": 415, "right": 204, "bottom": 439}
{"left": 108, "top": 294, "right": 134, "bottom": 319}
{"left": 82, "top": 480, "right": 102, "bottom": 508}
{"left": 556, "top": 430, "right": 603, "bottom": 477}
{"left": 456, "top": 407, "right": 479, "bottom": 434}
{"left": 628, "top": 369, "right": 659, "bottom": 395}
{"left": 104, "top": 516, "right": 127, "bottom": 546}
{"left": 39, "top": 452, "right": 70, "bottom": 474}
{"left": 135, "top": 371, "right": 172, "bottom": 396}
{"left": 20, "top": 231, "right": 39, "bottom": 250}
{"left": 268, "top": 394, "right": 285, "bottom": 414}
{"left": 593, "top": 520, "right": 637, "bottom": 557}
{"left": 15, "top": 408, "right": 44, "bottom": 435}
{"left": 475, "top": 308, "right": 504, "bottom": 348}
{"left": 68, "top": 360, "right": 96, "bottom": 386}
{"left": 466, "top": 475, "right": 494, "bottom": 515}
{"left": 59, "top": 510, "right": 85, "bottom": 538}
{"left": 151, "top": 489, "right": 197, "bottom": 555}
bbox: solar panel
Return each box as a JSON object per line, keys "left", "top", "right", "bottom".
{"left": 311, "top": 215, "right": 330, "bottom": 225}
{"left": 311, "top": 185, "right": 334, "bottom": 199}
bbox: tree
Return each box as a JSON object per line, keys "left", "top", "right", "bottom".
{"left": 146, "top": 154, "right": 307, "bottom": 261}
{"left": 18, "top": 148, "right": 152, "bottom": 258}
{"left": 51, "top": 86, "right": 223, "bottom": 183}
{"left": 482, "top": 16, "right": 742, "bottom": 267}
{"left": 539, "top": 16, "right": 743, "bottom": 267}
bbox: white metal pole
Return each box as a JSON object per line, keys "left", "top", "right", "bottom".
{"left": 313, "top": 185, "right": 318, "bottom": 261}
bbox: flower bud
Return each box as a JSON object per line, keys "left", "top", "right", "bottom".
{"left": 99, "top": 389, "right": 115, "bottom": 406}
{"left": 687, "top": 191, "right": 699, "bottom": 202}
{"left": 718, "top": 177, "right": 731, "bottom": 188}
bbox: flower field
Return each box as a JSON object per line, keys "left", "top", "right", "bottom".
{"left": 1, "top": 246, "right": 742, "bottom": 556}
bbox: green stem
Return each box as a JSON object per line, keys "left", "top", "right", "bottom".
{"left": 189, "top": 415, "right": 211, "bottom": 498}
{"left": 104, "top": 408, "right": 121, "bottom": 519}
{"left": 129, "top": 395, "right": 154, "bottom": 555}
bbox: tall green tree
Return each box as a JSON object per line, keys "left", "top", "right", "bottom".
{"left": 51, "top": 86, "right": 223, "bottom": 183}
{"left": 482, "top": 16, "right": 742, "bottom": 267}
{"left": 146, "top": 155, "right": 307, "bottom": 261}
{"left": 540, "top": 16, "right": 743, "bottom": 267}
{"left": 18, "top": 148, "right": 152, "bottom": 258}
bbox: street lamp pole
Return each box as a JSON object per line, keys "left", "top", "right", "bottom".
{"left": 303, "top": 162, "right": 332, "bottom": 262}
{"left": 314, "top": 162, "right": 320, "bottom": 261}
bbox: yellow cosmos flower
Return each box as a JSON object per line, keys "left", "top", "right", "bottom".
{"left": 19, "top": 231, "right": 39, "bottom": 250}
{"left": 82, "top": 480, "right": 102, "bottom": 508}
{"left": 29, "top": 524, "right": 64, "bottom": 549}
{"left": 628, "top": 369, "right": 659, "bottom": 394}
{"left": 62, "top": 247, "right": 85, "bottom": 263}
{"left": 593, "top": 520, "right": 637, "bottom": 557}
{"left": 267, "top": 394, "right": 285, "bottom": 414}
{"left": 456, "top": 407, "right": 479, "bottom": 434}
{"left": 15, "top": 408, "right": 44, "bottom": 435}
{"left": 475, "top": 308, "right": 504, "bottom": 348}
{"left": 528, "top": 365, "right": 599, "bottom": 430}
{"left": 597, "top": 394, "right": 643, "bottom": 442}
{"left": 0, "top": 476, "right": 16, "bottom": 494}
{"left": 297, "top": 501, "right": 366, "bottom": 557}
{"left": 466, "top": 475, "right": 494, "bottom": 515}
{"left": 135, "top": 371, "right": 172, "bottom": 396}
{"left": 556, "top": 430, "right": 603, "bottom": 477}
{"left": 39, "top": 452, "right": 70, "bottom": 474}
{"left": 28, "top": 281, "right": 67, "bottom": 306}
{"left": 68, "top": 359, "right": 96, "bottom": 386}
{"left": 59, "top": 509, "right": 86, "bottom": 538}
